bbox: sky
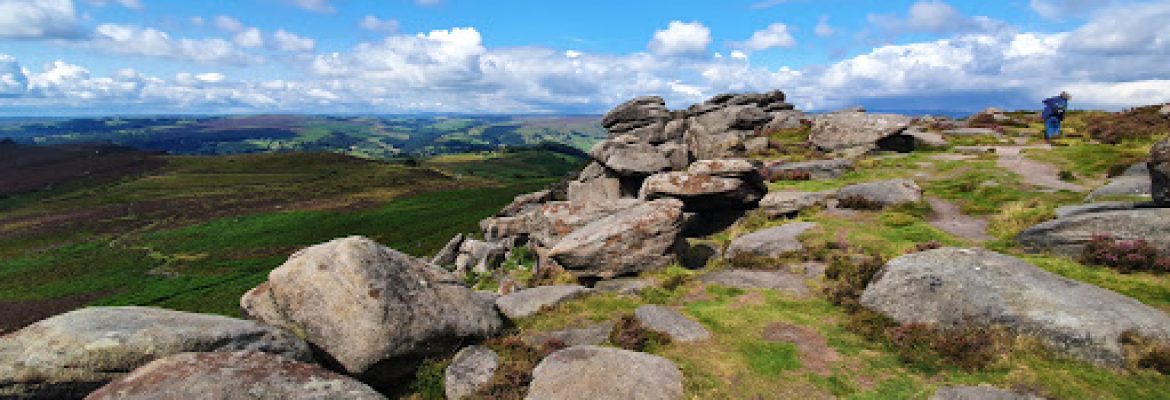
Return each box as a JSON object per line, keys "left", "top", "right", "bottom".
{"left": 0, "top": 0, "right": 1168, "bottom": 116}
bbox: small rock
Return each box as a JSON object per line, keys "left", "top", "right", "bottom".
{"left": 445, "top": 346, "right": 500, "bottom": 400}
{"left": 495, "top": 285, "right": 592, "bottom": 320}
{"left": 634, "top": 305, "right": 711, "bottom": 343}
{"left": 523, "top": 323, "right": 615, "bottom": 348}
{"left": 594, "top": 278, "right": 655, "bottom": 295}
{"left": 725, "top": 222, "right": 817, "bottom": 259}
{"left": 759, "top": 190, "right": 834, "bottom": 218}
{"left": 930, "top": 385, "right": 1044, "bottom": 400}
{"left": 836, "top": 179, "right": 923, "bottom": 208}
{"left": 527, "top": 346, "right": 684, "bottom": 400}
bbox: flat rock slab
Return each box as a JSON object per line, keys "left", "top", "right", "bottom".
{"left": 698, "top": 269, "right": 812, "bottom": 298}
{"left": 1017, "top": 208, "right": 1170, "bottom": 257}
{"left": 522, "top": 323, "right": 615, "bottom": 348}
{"left": 945, "top": 127, "right": 1003, "bottom": 136}
{"left": 495, "top": 285, "right": 593, "bottom": 320}
{"left": 1087, "top": 175, "right": 1152, "bottom": 200}
{"left": 765, "top": 159, "right": 853, "bottom": 180}
{"left": 1054, "top": 201, "right": 1137, "bottom": 219}
{"left": 86, "top": 351, "right": 385, "bottom": 400}
{"left": 526, "top": 346, "right": 683, "bottom": 400}
{"left": 760, "top": 190, "right": 834, "bottom": 218}
{"left": 594, "top": 278, "right": 655, "bottom": 295}
{"left": 836, "top": 179, "right": 923, "bottom": 208}
{"left": 0, "top": 306, "right": 312, "bottom": 400}
{"left": 861, "top": 248, "right": 1170, "bottom": 366}
{"left": 634, "top": 305, "right": 711, "bottom": 343}
{"left": 445, "top": 346, "right": 500, "bottom": 400}
{"left": 725, "top": 222, "right": 817, "bottom": 259}
{"left": 930, "top": 385, "right": 1044, "bottom": 400}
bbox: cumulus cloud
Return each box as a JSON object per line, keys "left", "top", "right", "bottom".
{"left": 91, "top": 24, "right": 257, "bottom": 65}
{"left": 648, "top": 21, "right": 712, "bottom": 57}
{"left": 82, "top": 0, "right": 141, "bottom": 9}
{"left": 731, "top": 23, "right": 797, "bottom": 52}
{"left": 284, "top": 0, "right": 334, "bottom": 13}
{"left": 1062, "top": 1, "right": 1170, "bottom": 56}
{"left": 1030, "top": 0, "right": 1112, "bottom": 20}
{"left": 214, "top": 16, "right": 245, "bottom": 33}
{"left": 815, "top": 15, "right": 835, "bottom": 37}
{"left": 360, "top": 16, "right": 400, "bottom": 34}
{"left": 234, "top": 28, "right": 264, "bottom": 48}
{"left": 272, "top": 29, "right": 315, "bottom": 52}
{"left": 0, "top": 54, "right": 29, "bottom": 96}
{"left": 869, "top": 0, "right": 1005, "bottom": 36}
{"left": 0, "top": 0, "right": 84, "bottom": 39}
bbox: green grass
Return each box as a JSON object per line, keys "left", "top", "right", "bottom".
{"left": 1023, "top": 142, "right": 1151, "bottom": 181}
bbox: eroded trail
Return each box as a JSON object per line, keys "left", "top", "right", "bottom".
{"left": 926, "top": 196, "right": 992, "bottom": 242}
{"left": 993, "top": 145, "right": 1087, "bottom": 192}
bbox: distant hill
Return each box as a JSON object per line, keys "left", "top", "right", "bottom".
{"left": 0, "top": 115, "right": 607, "bottom": 159}
{"left": 0, "top": 141, "right": 165, "bottom": 197}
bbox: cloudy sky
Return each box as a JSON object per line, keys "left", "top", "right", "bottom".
{"left": 0, "top": 0, "right": 1168, "bottom": 116}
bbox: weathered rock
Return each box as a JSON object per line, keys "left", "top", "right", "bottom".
{"left": 944, "top": 127, "right": 1002, "bottom": 137}
{"left": 601, "top": 97, "right": 671, "bottom": 141}
{"left": 809, "top": 111, "right": 913, "bottom": 152}
{"left": 1054, "top": 201, "right": 1137, "bottom": 219}
{"left": 861, "top": 248, "right": 1170, "bottom": 366}
{"left": 1150, "top": 137, "right": 1170, "bottom": 206}
{"left": 930, "top": 385, "right": 1044, "bottom": 400}
{"left": 0, "top": 307, "right": 312, "bottom": 400}
{"left": 590, "top": 138, "right": 673, "bottom": 177}
{"left": 1088, "top": 164, "right": 1151, "bottom": 200}
{"left": 481, "top": 215, "right": 530, "bottom": 242}
{"left": 522, "top": 323, "right": 614, "bottom": 348}
{"left": 455, "top": 239, "right": 507, "bottom": 274}
{"left": 497, "top": 190, "right": 554, "bottom": 217}
{"left": 634, "top": 305, "right": 711, "bottom": 343}
{"left": 444, "top": 346, "right": 499, "bottom": 400}
{"left": 765, "top": 159, "right": 853, "bottom": 180}
{"left": 85, "top": 351, "right": 384, "bottom": 400}
{"left": 548, "top": 199, "right": 685, "bottom": 278}
{"left": 684, "top": 105, "right": 771, "bottom": 160}
{"left": 725, "top": 222, "right": 817, "bottom": 259}
{"left": 745, "top": 136, "right": 770, "bottom": 154}
{"left": 568, "top": 177, "right": 623, "bottom": 208}
{"left": 698, "top": 269, "right": 811, "bottom": 297}
{"left": 760, "top": 190, "right": 834, "bottom": 218}
{"left": 640, "top": 172, "right": 764, "bottom": 211}
{"left": 431, "top": 234, "right": 465, "bottom": 267}
{"left": 761, "top": 110, "right": 805, "bottom": 133}
{"left": 239, "top": 236, "right": 503, "bottom": 387}
{"left": 594, "top": 278, "right": 655, "bottom": 295}
{"left": 836, "top": 179, "right": 923, "bottom": 208}
{"left": 905, "top": 128, "right": 948, "bottom": 147}
{"left": 1017, "top": 208, "right": 1170, "bottom": 257}
{"left": 687, "top": 159, "right": 761, "bottom": 177}
{"left": 528, "top": 199, "right": 642, "bottom": 248}
{"left": 526, "top": 346, "right": 683, "bottom": 400}
{"left": 495, "top": 285, "right": 592, "bottom": 320}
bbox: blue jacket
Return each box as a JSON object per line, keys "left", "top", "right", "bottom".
{"left": 1042, "top": 96, "right": 1068, "bottom": 120}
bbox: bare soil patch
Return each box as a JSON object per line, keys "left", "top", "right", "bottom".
{"left": 762, "top": 322, "right": 842, "bottom": 376}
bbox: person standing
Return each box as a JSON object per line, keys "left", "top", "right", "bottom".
{"left": 1042, "top": 91, "right": 1071, "bottom": 143}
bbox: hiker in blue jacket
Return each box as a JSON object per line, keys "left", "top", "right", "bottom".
{"left": 1042, "top": 91, "right": 1071, "bottom": 143}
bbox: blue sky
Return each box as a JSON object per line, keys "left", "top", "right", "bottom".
{"left": 0, "top": 0, "right": 1167, "bottom": 115}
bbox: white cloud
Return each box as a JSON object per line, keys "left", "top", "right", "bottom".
{"left": 1062, "top": 2, "right": 1170, "bottom": 55}
{"left": 360, "top": 16, "right": 400, "bottom": 34}
{"left": 415, "top": 0, "right": 442, "bottom": 6}
{"left": 1030, "top": 0, "right": 1111, "bottom": 20}
{"left": 565, "top": 50, "right": 582, "bottom": 58}
{"left": 82, "top": 0, "right": 141, "bottom": 10}
{"left": 272, "top": 29, "right": 315, "bottom": 52}
{"left": 869, "top": 0, "right": 1005, "bottom": 36}
{"left": 214, "top": 15, "right": 245, "bottom": 33}
{"left": 92, "top": 24, "right": 257, "bottom": 65}
{"left": 0, "top": 54, "right": 29, "bottom": 96}
{"left": 194, "top": 72, "right": 225, "bottom": 83}
{"left": 731, "top": 23, "right": 796, "bottom": 52}
{"left": 234, "top": 28, "right": 263, "bottom": 48}
{"left": 815, "top": 15, "right": 835, "bottom": 37}
{"left": 750, "top": 0, "right": 789, "bottom": 10}
{"left": 0, "top": 0, "right": 83, "bottom": 39}
{"left": 647, "top": 21, "right": 711, "bottom": 57}
{"left": 284, "top": 0, "right": 334, "bottom": 13}
{"left": 730, "top": 50, "right": 748, "bottom": 60}
{"left": 189, "top": 16, "right": 204, "bottom": 26}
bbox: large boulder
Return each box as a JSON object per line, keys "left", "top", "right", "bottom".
{"left": 527, "top": 200, "right": 643, "bottom": 248}
{"left": 444, "top": 346, "right": 499, "bottom": 400}
{"left": 861, "top": 248, "right": 1170, "bottom": 366}
{"left": 495, "top": 285, "right": 593, "bottom": 320}
{"left": 684, "top": 105, "right": 770, "bottom": 160}
{"left": 760, "top": 190, "right": 834, "bottom": 218}
{"left": 0, "top": 306, "right": 312, "bottom": 400}
{"left": 1151, "top": 137, "right": 1170, "bottom": 206}
{"left": 526, "top": 346, "right": 683, "bottom": 400}
{"left": 85, "top": 351, "right": 385, "bottom": 400}
{"left": 640, "top": 172, "right": 764, "bottom": 211}
{"left": 601, "top": 97, "right": 672, "bottom": 142}
{"left": 764, "top": 159, "right": 852, "bottom": 180}
{"left": 809, "top": 111, "right": 913, "bottom": 152}
{"left": 836, "top": 179, "right": 923, "bottom": 208}
{"left": 634, "top": 305, "right": 711, "bottom": 343}
{"left": 239, "top": 236, "right": 503, "bottom": 388}
{"left": 548, "top": 199, "right": 685, "bottom": 278}
{"left": 1016, "top": 208, "right": 1170, "bottom": 257}
{"left": 1087, "top": 164, "right": 1151, "bottom": 200}
{"left": 725, "top": 222, "right": 817, "bottom": 259}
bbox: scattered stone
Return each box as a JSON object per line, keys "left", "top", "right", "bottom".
{"left": 760, "top": 190, "right": 834, "bottom": 218}
{"left": 527, "top": 346, "right": 684, "bottom": 400}
{"left": 930, "top": 385, "right": 1044, "bottom": 400}
{"left": 698, "top": 269, "right": 811, "bottom": 298}
{"left": 634, "top": 305, "right": 710, "bottom": 343}
{"left": 444, "top": 346, "right": 499, "bottom": 400}
{"left": 85, "top": 351, "right": 385, "bottom": 400}
{"left": 548, "top": 199, "right": 685, "bottom": 278}
{"left": 239, "top": 236, "right": 503, "bottom": 388}
{"left": 0, "top": 306, "right": 312, "bottom": 400}
{"left": 836, "top": 179, "right": 923, "bottom": 208}
{"left": 725, "top": 222, "right": 817, "bottom": 259}
{"left": 944, "top": 127, "right": 1003, "bottom": 137}
{"left": 1150, "top": 137, "right": 1170, "bottom": 206}
{"left": 861, "top": 248, "right": 1170, "bottom": 366}
{"left": 495, "top": 285, "right": 592, "bottom": 320}
{"left": 764, "top": 159, "right": 853, "bottom": 180}
{"left": 522, "top": 323, "right": 615, "bottom": 348}
{"left": 809, "top": 110, "right": 913, "bottom": 152}
{"left": 1088, "top": 163, "right": 1151, "bottom": 200}
{"left": 594, "top": 278, "right": 655, "bottom": 295}
{"left": 1016, "top": 208, "right": 1170, "bottom": 257}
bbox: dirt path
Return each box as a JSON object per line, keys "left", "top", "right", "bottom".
{"left": 926, "top": 197, "right": 992, "bottom": 242}
{"left": 992, "top": 145, "right": 1086, "bottom": 192}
